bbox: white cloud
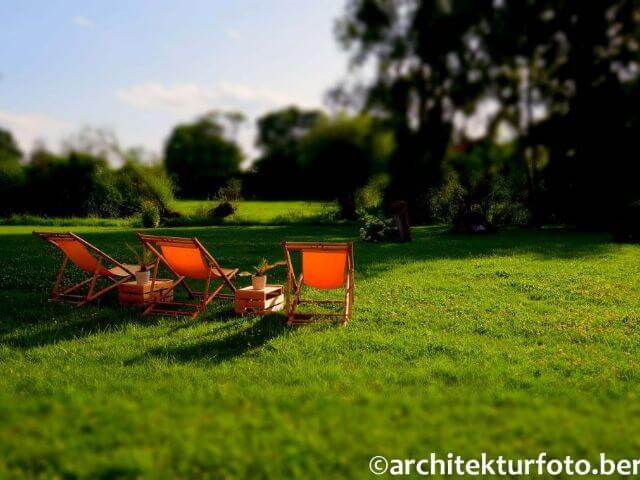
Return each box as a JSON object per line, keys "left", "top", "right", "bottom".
{"left": 117, "top": 81, "right": 309, "bottom": 114}
{"left": 117, "top": 82, "right": 215, "bottom": 113}
{"left": 216, "top": 82, "right": 292, "bottom": 105}
{"left": 0, "top": 111, "right": 73, "bottom": 154}
{"left": 72, "top": 15, "right": 94, "bottom": 28}
{"left": 225, "top": 28, "right": 242, "bottom": 41}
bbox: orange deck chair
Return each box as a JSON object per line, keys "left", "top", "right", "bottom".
{"left": 34, "top": 231, "right": 142, "bottom": 305}
{"left": 136, "top": 233, "right": 238, "bottom": 319}
{"left": 282, "top": 241, "right": 354, "bottom": 326}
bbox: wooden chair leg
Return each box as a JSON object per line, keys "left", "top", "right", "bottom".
{"left": 287, "top": 286, "right": 302, "bottom": 326}
{"left": 52, "top": 256, "right": 69, "bottom": 298}
{"left": 343, "top": 293, "right": 350, "bottom": 326}
{"left": 189, "top": 277, "right": 211, "bottom": 320}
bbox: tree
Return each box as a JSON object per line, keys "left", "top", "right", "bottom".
{"left": 249, "top": 107, "right": 325, "bottom": 199}
{"left": 0, "top": 128, "right": 24, "bottom": 215}
{"left": 0, "top": 128, "right": 21, "bottom": 163}
{"left": 336, "top": 0, "right": 640, "bottom": 230}
{"left": 62, "top": 127, "right": 122, "bottom": 164}
{"left": 335, "top": 0, "right": 494, "bottom": 222}
{"left": 481, "top": 1, "right": 640, "bottom": 227}
{"left": 164, "top": 112, "right": 244, "bottom": 198}
{"left": 299, "top": 114, "right": 393, "bottom": 219}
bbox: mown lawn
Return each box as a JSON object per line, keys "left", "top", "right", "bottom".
{"left": 0, "top": 201, "right": 338, "bottom": 227}
{"left": 1, "top": 225, "right": 640, "bottom": 478}
{"left": 171, "top": 200, "right": 337, "bottom": 224}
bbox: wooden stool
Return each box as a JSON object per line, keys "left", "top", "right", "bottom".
{"left": 118, "top": 279, "right": 173, "bottom": 305}
{"left": 234, "top": 285, "right": 284, "bottom": 315}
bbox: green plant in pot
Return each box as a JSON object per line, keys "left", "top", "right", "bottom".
{"left": 126, "top": 243, "right": 154, "bottom": 286}
{"left": 240, "top": 258, "right": 286, "bottom": 290}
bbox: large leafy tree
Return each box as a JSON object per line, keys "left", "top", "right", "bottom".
{"left": 249, "top": 107, "right": 325, "bottom": 199}
{"left": 0, "top": 128, "right": 24, "bottom": 215}
{"left": 0, "top": 128, "right": 21, "bottom": 163}
{"left": 336, "top": 0, "right": 640, "bottom": 228}
{"left": 299, "top": 114, "right": 393, "bottom": 219}
{"left": 482, "top": 0, "right": 640, "bottom": 227}
{"left": 164, "top": 112, "right": 244, "bottom": 198}
{"left": 336, "top": 0, "right": 493, "bottom": 221}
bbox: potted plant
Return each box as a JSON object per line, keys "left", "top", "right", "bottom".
{"left": 126, "top": 243, "right": 154, "bottom": 286}
{"left": 240, "top": 258, "right": 286, "bottom": 290}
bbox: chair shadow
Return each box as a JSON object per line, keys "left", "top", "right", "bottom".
{"left": 130, "top": 313, "right": 289, "bottom": 365}
{"left": 0, "top": 294, "right": 161, "bottom": 349}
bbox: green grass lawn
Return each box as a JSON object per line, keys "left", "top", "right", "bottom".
{"left": 171, "top": 200, "right": 338, "bottom": 224}
{"left": 0, "top": 201, "right": 338, "bottom": 227}
{"left": 1, "top": 225, "right": 640, "bottom": 478}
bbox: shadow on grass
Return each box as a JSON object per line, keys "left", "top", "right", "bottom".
{"left": 131, "top": 313, "right": 290, "bottom": 364}
{"left": 0, "top": 288, "right": 245, "bottom": 350}
{"left": 0, "top": 291, "right": 160, "bottom": 349}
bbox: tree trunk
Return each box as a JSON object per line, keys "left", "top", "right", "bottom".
{"left": 389, "top": 201, "right": 412, "bottom": 242}
{"left": 337, "top": 193, "right": 357, "bottom": 220}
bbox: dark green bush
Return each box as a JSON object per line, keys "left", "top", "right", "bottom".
{"left": 359, "top": 213, "right": 399, "bottom": 242}
{"left": 141, "top": 201, "right": 160, "bottom": 228}
{"left": 86, "top": 169, "right": 125, "bottom": 217}
{"left": 430, "top": 174, "right": 466, "bottom": 225}
{"left": 215, "top": 178, "right": 242, "bottom": 202}
{"left": 355, "top": 174, "right": 389, "bottom": 214}
{"left": 0, "top": 147, "right": 177, "bottom": 219}
{"left": 116, "top": 160, "right": 176, "bottom": 217}
{"left": 208, "top": 202, "right": 236, "bottom": 218}
{"left": 23, "top": 151, "right": 105, "bottom": 217}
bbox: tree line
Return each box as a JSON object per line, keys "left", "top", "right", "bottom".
{"left": 0, "top": 109, "right": 394, "bottom": 221}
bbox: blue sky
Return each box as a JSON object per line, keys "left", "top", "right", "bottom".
{"left": 0, "top": 0, "right": 350, "bottom": 162}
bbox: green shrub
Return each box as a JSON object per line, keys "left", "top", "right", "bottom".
{"left": 215, "top": 178, "right": 242, "bottom": 202}
{"left": 205, "top": 179, "right": 242, "bottom": 219}
{"left": 86, "top": 170, "right": 125, "bottom": 217}
{"left": 429, "top": 174, "right": 466, "bottom": 224}
{"left": 487, "top": 201, "right": 530, "bottom": 227}
{"left": 208, "top": 201, "right": 236, "bottom": 218}
{"left": 356, "top": 174, "right": 389, "bottom": 213}
{"left": 141, "top": 201, "right": 160, "bottom": 228}
{"left": 359, "top": 213, "right": 399, "bottom": 242}
{"left": 116, "top": 160, "right": 176, "bottom": 216}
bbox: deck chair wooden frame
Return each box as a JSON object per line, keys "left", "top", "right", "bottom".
{"left": 137, "top": 233, "right": 238, "bottom": 320}
{"left": 282, "top": 241, "right": 354, "bottom": 326}
{"left": 34, "top": 231, "right": 138, "bottom": 306}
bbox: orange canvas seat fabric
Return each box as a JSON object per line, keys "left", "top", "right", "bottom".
{"left": 52, "top": 239, "right": 110, "bottom": 276}
{"left": 159, "top": 243, "right": 211, "bottom": 279}
{"left": 302, "top": 250, "right": 348, "bottom": 289}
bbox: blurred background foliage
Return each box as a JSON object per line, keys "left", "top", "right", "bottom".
{"left": 0, "top": 0, "right": 638, "bottom": 236}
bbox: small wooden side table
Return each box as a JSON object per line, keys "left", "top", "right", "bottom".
{"left": 118, "top": 279, "right": 173, "bottom": 305}
{"left": 234, "top": 285, "right": 284, "bottom": 315}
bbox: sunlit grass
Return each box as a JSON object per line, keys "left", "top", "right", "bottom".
{"left": 171, "top": 200, "right": 338, "bottom": 224}
{"left": 0, "top": 201, "right": 339, "bottom": 228}
{"left": 1, "top": 225, "right": 640, "bottom": 478}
